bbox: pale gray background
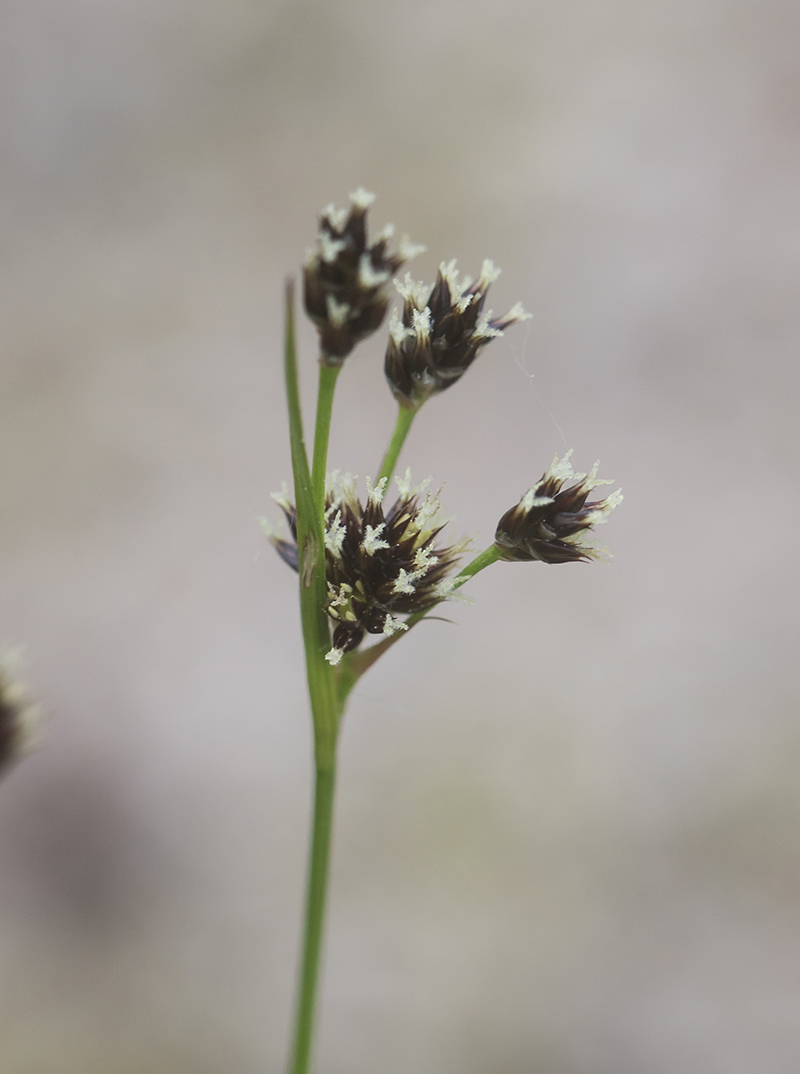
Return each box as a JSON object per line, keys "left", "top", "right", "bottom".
{"left": 1, "top": 1, "right": 799, "bottom": 1072}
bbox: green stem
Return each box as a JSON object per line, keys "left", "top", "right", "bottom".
{"left": 283, "top": 283, "right": 344, "bottom": 1074}
{"left": 283, "top": 284, "right": 337, "bottom": 761}
{"left": 311, "top": 363, "right": 341, "bottom": 516}
{"left": 287, "top": 763, "right": 337, "bottom": 1074}
{"left": 455, "top": 543, "right": 502, "bottom": 583}
{"left": 376, "top": 404, "right": 418, "bottom": 485}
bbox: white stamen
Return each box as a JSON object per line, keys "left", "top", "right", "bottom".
{"left": 438, "top": 259, "right": 471, "bottom": 309}
{"left": 271, "top": 482, "right": 293, "bottom": 512}
{"left": 326, "top": 584, "right": 349, "bottom": 609}
{"left": 577, "top": 460, "right": 616, "bottom": 492}
{"left": 324, "top": 509, "right": 347, "bottom": 558}
{"left": 382, "top": 614, "right": 408, "bottom": 637}
{"left": 388, "top": 308, "right": 411, "bottom": 346}
{"left": 349, "top": 187, "right": 376, "bottom": 209}
{"left": 322, "top": 203, "right": 348, "bottom": 232}
{"left": 317, "top": 232, "right": 346, "bottom": 263}
{"left": 474, "top": 309, "right": 503, "bottom": 339}
{"left": 412, "top": 306, "right": 432, "bottom": 339}
{"left": 439, "top": 259, "right": 459, "bottom": 287}
{"left": 395, "top": 469, "right": 431, "bottom": 499}
{"left": 411, "top": 490, "right": 444, "bottom": 538}
{"left": 503, "top": 301, "right": 532, "bottom": 323}
{"left": 413, "top": 546, "right": 438, "bottom": 572}
{"left": 358, "top": 254, "right": 390, "bottom": 289}
{"left": 398, "top": 235, "right": 426, "bottom": 261}
{"left": 325, "top": 647, "right": 344, "bottom": 666}
{"left": 543, "top": 450, "right": 583, "bottom": 486}
{"left": 259, "top": 517, "right": 283, "bottom": 542}
{"left": 392, "top": 569, "right": 418, "bottom": 595}
{"left": 326, "top": 470, "right": 358, "bottom": 507}
{"left": 361, "top": 523, "right": 390, "bottom": 555}
{"left": 366, "top": 476, "right": 388, "bottom": 506}
{"left": 326, "top": 295, "right": 350, "bottom": 328}
{"left": 377, "top": 223, "right": 396, "bottom": 241}
{"left": 478, "top": 259, "right": 502, "bottom": 289}
{"left": 394, "top": 273, "right": 431, "bottom": 308}
{"left": 589, "top": 488, "right": 624, "bottom": 520}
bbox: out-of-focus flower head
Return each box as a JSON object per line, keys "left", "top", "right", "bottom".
{"left": 494, "top": 452, "right": 622, "bottom": 564}
{"left": 0, "top": 648, "right": 43, "bottom": 779}
{"left": 266, "top": 471, "right": 468, "bottom": 666}
{"left": 303, "top": 189, "right": 425, "bottom": 366}
{"left": 384, "top": 259, "right": 531, "bottom": 408}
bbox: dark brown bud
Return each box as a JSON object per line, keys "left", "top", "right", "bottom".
{"left": 384, "top": 259, "right": 531, "bottom": 408}
{"left": 494, "top": 453, "right": 622, "bottom": 564}
{"left": 303, "top": 189, "right": 424, "bottom": 366}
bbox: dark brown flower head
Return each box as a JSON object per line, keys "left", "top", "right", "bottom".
{"left": 384, "top": 259, "right": 531, "bottom": 408}
{"left": 303, "top": 189, "right": 424, "bottom": 367}
{"left": 268, "top": 472, "right": 467, "bottom": 666}
{"left": 494, "top": 452, "right": 623, "bottom": 564}
{"left": 0, "top": 649, "right": 42, "bottom": 778}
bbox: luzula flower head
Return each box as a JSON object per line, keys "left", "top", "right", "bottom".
{"left": 0, "top": 649, "right": 42, "bottom": 778}
{"left": 303, "top": 188, "right": 425, "bottom": 366}
{"left": 384, "top": 259, "right": 531, "bottom": 409}
{"left": 269, "top": 472, "right": 466, "bottom": 667}
{"left": 494, "top": 452, "right": 623, "bottom": 564}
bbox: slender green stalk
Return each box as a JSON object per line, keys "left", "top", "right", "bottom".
{"left": 287, "top": 763, "right": 337, "bottom": 1074}
{"left": 284, "top": 283, "right": 344, "bottom": 1074}
{"left": 282, "top": 281, "right": 337, "bottom": 762}
{"left": 455, "top": 543, "right": 502, "bottom": 582}
{"left": 311, "top": 363, "right": 341, "bottom": 515}
{"left": 376, "top": 404, "right": 418, "bottom": 485}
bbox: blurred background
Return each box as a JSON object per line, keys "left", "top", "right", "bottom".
{"left": 1, "top": 1, "right": 799, "bottom": 1071}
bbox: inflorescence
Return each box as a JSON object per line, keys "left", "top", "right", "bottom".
{"left": 271, "top": 189, "right": 622, "bottom": 668}
{"left": 303, "top": 188, "right": 425, "bottom": 366}
{"left": 494, "top": 452, "right": 623, "bottom": 564}
{"left": 268, "top": 472, "right": 467, "bottom": 667}
{"left": 385, "top": 259, "right": 531, "bottom": 408}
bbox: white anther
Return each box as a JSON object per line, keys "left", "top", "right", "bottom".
{"left": 392, "top": 569, "right": 418, "bottom": 595}
{"left": 382, "top": 614, "right": 408, "bottom": 637}
{"left": 477, "top": 259, "right": 502, "bottom": 289}
{"left": 388, "top": 308, "right": 411, "bottom": 346}
{"left": 358, "top": 254, "right": 390, "bottom": 289}
{"left": 324, "top": 509, "right": 347, "bottom": 558}
{"left": 412, "top": 306, "right": 432, "bottom": 339}
{"left": 361, "top": 524, "right": 390, "bottom": 555}
{"left": 349, "top": 187, "right": 376, "bottom": 209}
{"left": 271, "top": 482, "right": 293, "bottom": 512}
{"left": 398, "top": 236, "right": 426, "bottom": 261}
{"left": 326, "top": 295, "right": 350, "bottom": 327}
{"left": 317, "top": 231, "right": 346, "bottom": 263}
{"left": 322, "top": 203, "right": 348, "bottom": 231}
{"left": 366, "top": 476, "right": 388, "bottom": 507}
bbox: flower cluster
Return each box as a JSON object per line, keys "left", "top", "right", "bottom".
{"left": 0, "top": 649, "right": 42, "bottom": 778}
{"left": 303, "top": 189, "right": 424, "bottom": 365}
{"left": 494, "top": 452, "right": 623, "bottom": 564}
{"left": 269, "top": 473, "right": 466, "bottom": 666}
{"left": 384, "top": 259, "right": 531, "bottom": 408}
